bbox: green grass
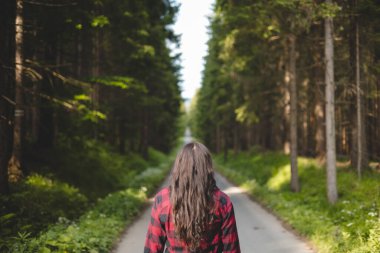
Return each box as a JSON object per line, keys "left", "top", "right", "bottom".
{"left": 0, "top": 175, "right": 88, "bottom": 241}
{"left": 25, "top": 136, "right": 155, "bottom": 199}
{"left": 215, "top": 151, "right": 380, "bottom": 253}
{"left": 5, "top": 158, "right": 172, "bottom": 253}
{"left": 0, "top": 135, "right": 177, "bottom": 252}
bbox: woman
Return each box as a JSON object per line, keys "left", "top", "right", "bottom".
{"left": 144, "top": 142, "right": 241, "bottom": 253}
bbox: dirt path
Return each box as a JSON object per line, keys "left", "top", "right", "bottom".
{"left": 113, "top": 173, "right": 314, "bottom": 253}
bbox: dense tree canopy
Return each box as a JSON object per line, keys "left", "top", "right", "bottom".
{"left": 0, "top": 0, "right": 379, "bottom": 251}
{"left": 194, "top": 0, "right": 380, "bottom": 164}
{"left": 0, "top": 0, "right": 182, "bottom": 192}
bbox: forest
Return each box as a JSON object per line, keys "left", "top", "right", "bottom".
{"left": 190, "top": 0, "right": 379, "bottom": 251}
{"left": 0, "top": 0, "right": 182, "bottom": 192}
{"left": 193, "top": 0, "right": 380, "bottom": 173}
{"left": 191, "top": 0, "right": 380, "bottom": 199}
{"left": 1, "top": 0, "right": 183, "bottom": 251}
{"left": 0, "top": 0, "right": 379, "bottom": 252}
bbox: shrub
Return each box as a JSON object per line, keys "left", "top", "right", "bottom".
{"left": 7, "top": 189, "right": 146, "bottom": 253}
{"left": 0, "top": 174, "right": 88, "bottom": 250}
{"left": 216, "top": 151, "right": 380, "bottom": 253}
{"left": 1, "top": 145, "right": 173, "bottom": 253}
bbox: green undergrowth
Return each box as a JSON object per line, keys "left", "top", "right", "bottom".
{"left": 25, "top": 136, "right": 158, "bottom": 199}
{"left": 215, "top": 150, "right": 380, "bottom": 253}
{"left": 0, "top": 136, "right": 175, "bottom": 252}
{"left": 7, "top": 188, "right": 146, "bottom": 253}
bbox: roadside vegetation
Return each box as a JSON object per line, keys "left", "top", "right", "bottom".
{"left": 1, "top": 0, "right": 183, "bottom": 251}
{"left": 191, "top": 1, "right": 380, "bottom": 251}
{"left": 215, "top": 150, "right": 380, "bottom": 253}
{"left": 0, "top": 136, "right": 177, "bottom": 252}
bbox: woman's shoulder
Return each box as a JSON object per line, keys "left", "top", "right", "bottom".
{"left": 153, "top": 187, "right": 171, "bottom": 208}
{"left": 156, "top": 186, "right": 170, "bottom": 197}
{"left": 214, "top": 187, "right": 233, "bottom": 208}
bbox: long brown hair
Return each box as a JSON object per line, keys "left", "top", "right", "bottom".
{"left": 169, "top": 142, "right": 216, "bottom": 250}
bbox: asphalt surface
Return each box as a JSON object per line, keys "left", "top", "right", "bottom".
{"left": 113, "top": 173, "right": 314, "bottom": 253}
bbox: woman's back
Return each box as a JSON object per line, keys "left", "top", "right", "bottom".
{"left": 144, "top": 142, "right": 240, "bottom": 253}
{"left": 144, "top": 186, "right": 240, "bottom": 253}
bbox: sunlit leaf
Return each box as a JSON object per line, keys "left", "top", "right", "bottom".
{"left": 74, "top": 94, "right": 90, "bottom": 101}
{"left": 83, "top": 110, "right": 107, "bottom": 122}
{"left": 91, "top": 15, "right": 110, "bottom": 28}
{"left": 138, "top": 30, "right": 149, "bottom": 37}
{"left": 235, "top": 104, "right": 259, "bottom": 125}
{"left": 124, "top": 11, "right": 132, "bottom": 17}
{"left": 91, "top": 76, "right": 147, "bottom": 93}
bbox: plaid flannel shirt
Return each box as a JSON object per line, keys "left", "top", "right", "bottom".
{"left": 144, "top": 187, "right": 241, "bottom": 253}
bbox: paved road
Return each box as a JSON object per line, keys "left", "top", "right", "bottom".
{"left": 214, "top": 173, "right": 314, "bottom": 253}
{"left": 113, "top": 173, "right": 314, "bottom": 253}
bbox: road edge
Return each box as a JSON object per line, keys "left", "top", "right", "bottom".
{"left": 215, "top": 171, "right": 318, "bottom": 253}
{"left": 109, "top": 176, "right": 171, "bottom": 253}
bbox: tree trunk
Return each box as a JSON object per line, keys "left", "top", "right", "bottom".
{"left": 139, "top": 110, "right": 149, "bottom": 159}
{"left": 90, "top": 27, "right": 101, "bottom": 139}
{"left": 0, "top": 0, "right": 15, "bottom": 194}
{"left": 377, "top": 79, "right": 380, "bottom": 160}
{"left": 118, "top": 119, "right": 126, "bottom": 154}
{"left": 283, "top": 40, "right": 291, "bottom": 155}
{"left": 223, "top": 129, "right": 228, "bottom": 162}
{"left": 216, "top": 124, "right": 221, "bottom": 153}
{"left": 289, "top": 34, "right": 300, "bottom": 192}
{"left": 8, "top": 0, "right": 24, "bottom": 183}
{"left": 313, "top": 51, "right": 325, "bottom": 162}
{"left": 30, "top": 20, "right": 39, "bottom": 143}
{"left": 31, "top": 81, "right": 39, "bottom": 142}
{"left": 305, "top": 96, "right": 312, "bottom": 156}
{"left": 349, "top": 0, "right": 368, "bottom": 177}
{"left": 37, "top": 33, "right": 58, "bottom": 149}
{"left": 246, "top": 125, "right": 252, "bottom": 150}
{"left": 315, "top": 98, "right": 325, "bottom": 160}
{"left": 324, "top": 0, "right": 338, "bottom": 204}
{"left": 336, "top": 106, "right": 343, "bottom": 155}
{"left": 76, "top": 28, "right": 83, "bottom": 77}
{"left": 233, "top": 123, "right": 239, "bottom": 154}
{"left": 301, "top": 103, "right": 309, "bottom": 156}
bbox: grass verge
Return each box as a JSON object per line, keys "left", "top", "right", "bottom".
{"left": 1, "top": 136, "right": 177, "bottom": 253}
{"left": 215, "top": 150, "right": 380, "bottom": 253}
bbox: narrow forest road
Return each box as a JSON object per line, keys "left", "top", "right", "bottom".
{"left": 214, "top": 173, "right": 314, "bottom": 253}
{"left": 113, "top": 131, "right": 314, "bottom": 253}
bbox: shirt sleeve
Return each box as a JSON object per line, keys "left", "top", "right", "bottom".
{"left": 221, "top": 202, "right": 241, "bottom": 253}
{"left": 144, "top": 195, "right": 167, "bottom": 253}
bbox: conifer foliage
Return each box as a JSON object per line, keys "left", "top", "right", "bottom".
{"left": 0, "top": 0, "right": 182, "bottom": 192}
{"left": 194, "top": 0, "right": 380, "bottom": 199}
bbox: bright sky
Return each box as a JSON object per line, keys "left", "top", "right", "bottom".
{"left": 172, "top": 0, "right": 215, "bottom": 102}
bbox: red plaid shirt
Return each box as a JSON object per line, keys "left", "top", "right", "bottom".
{"left": 144, "top": 187, "right": 241, "bottom": 253}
